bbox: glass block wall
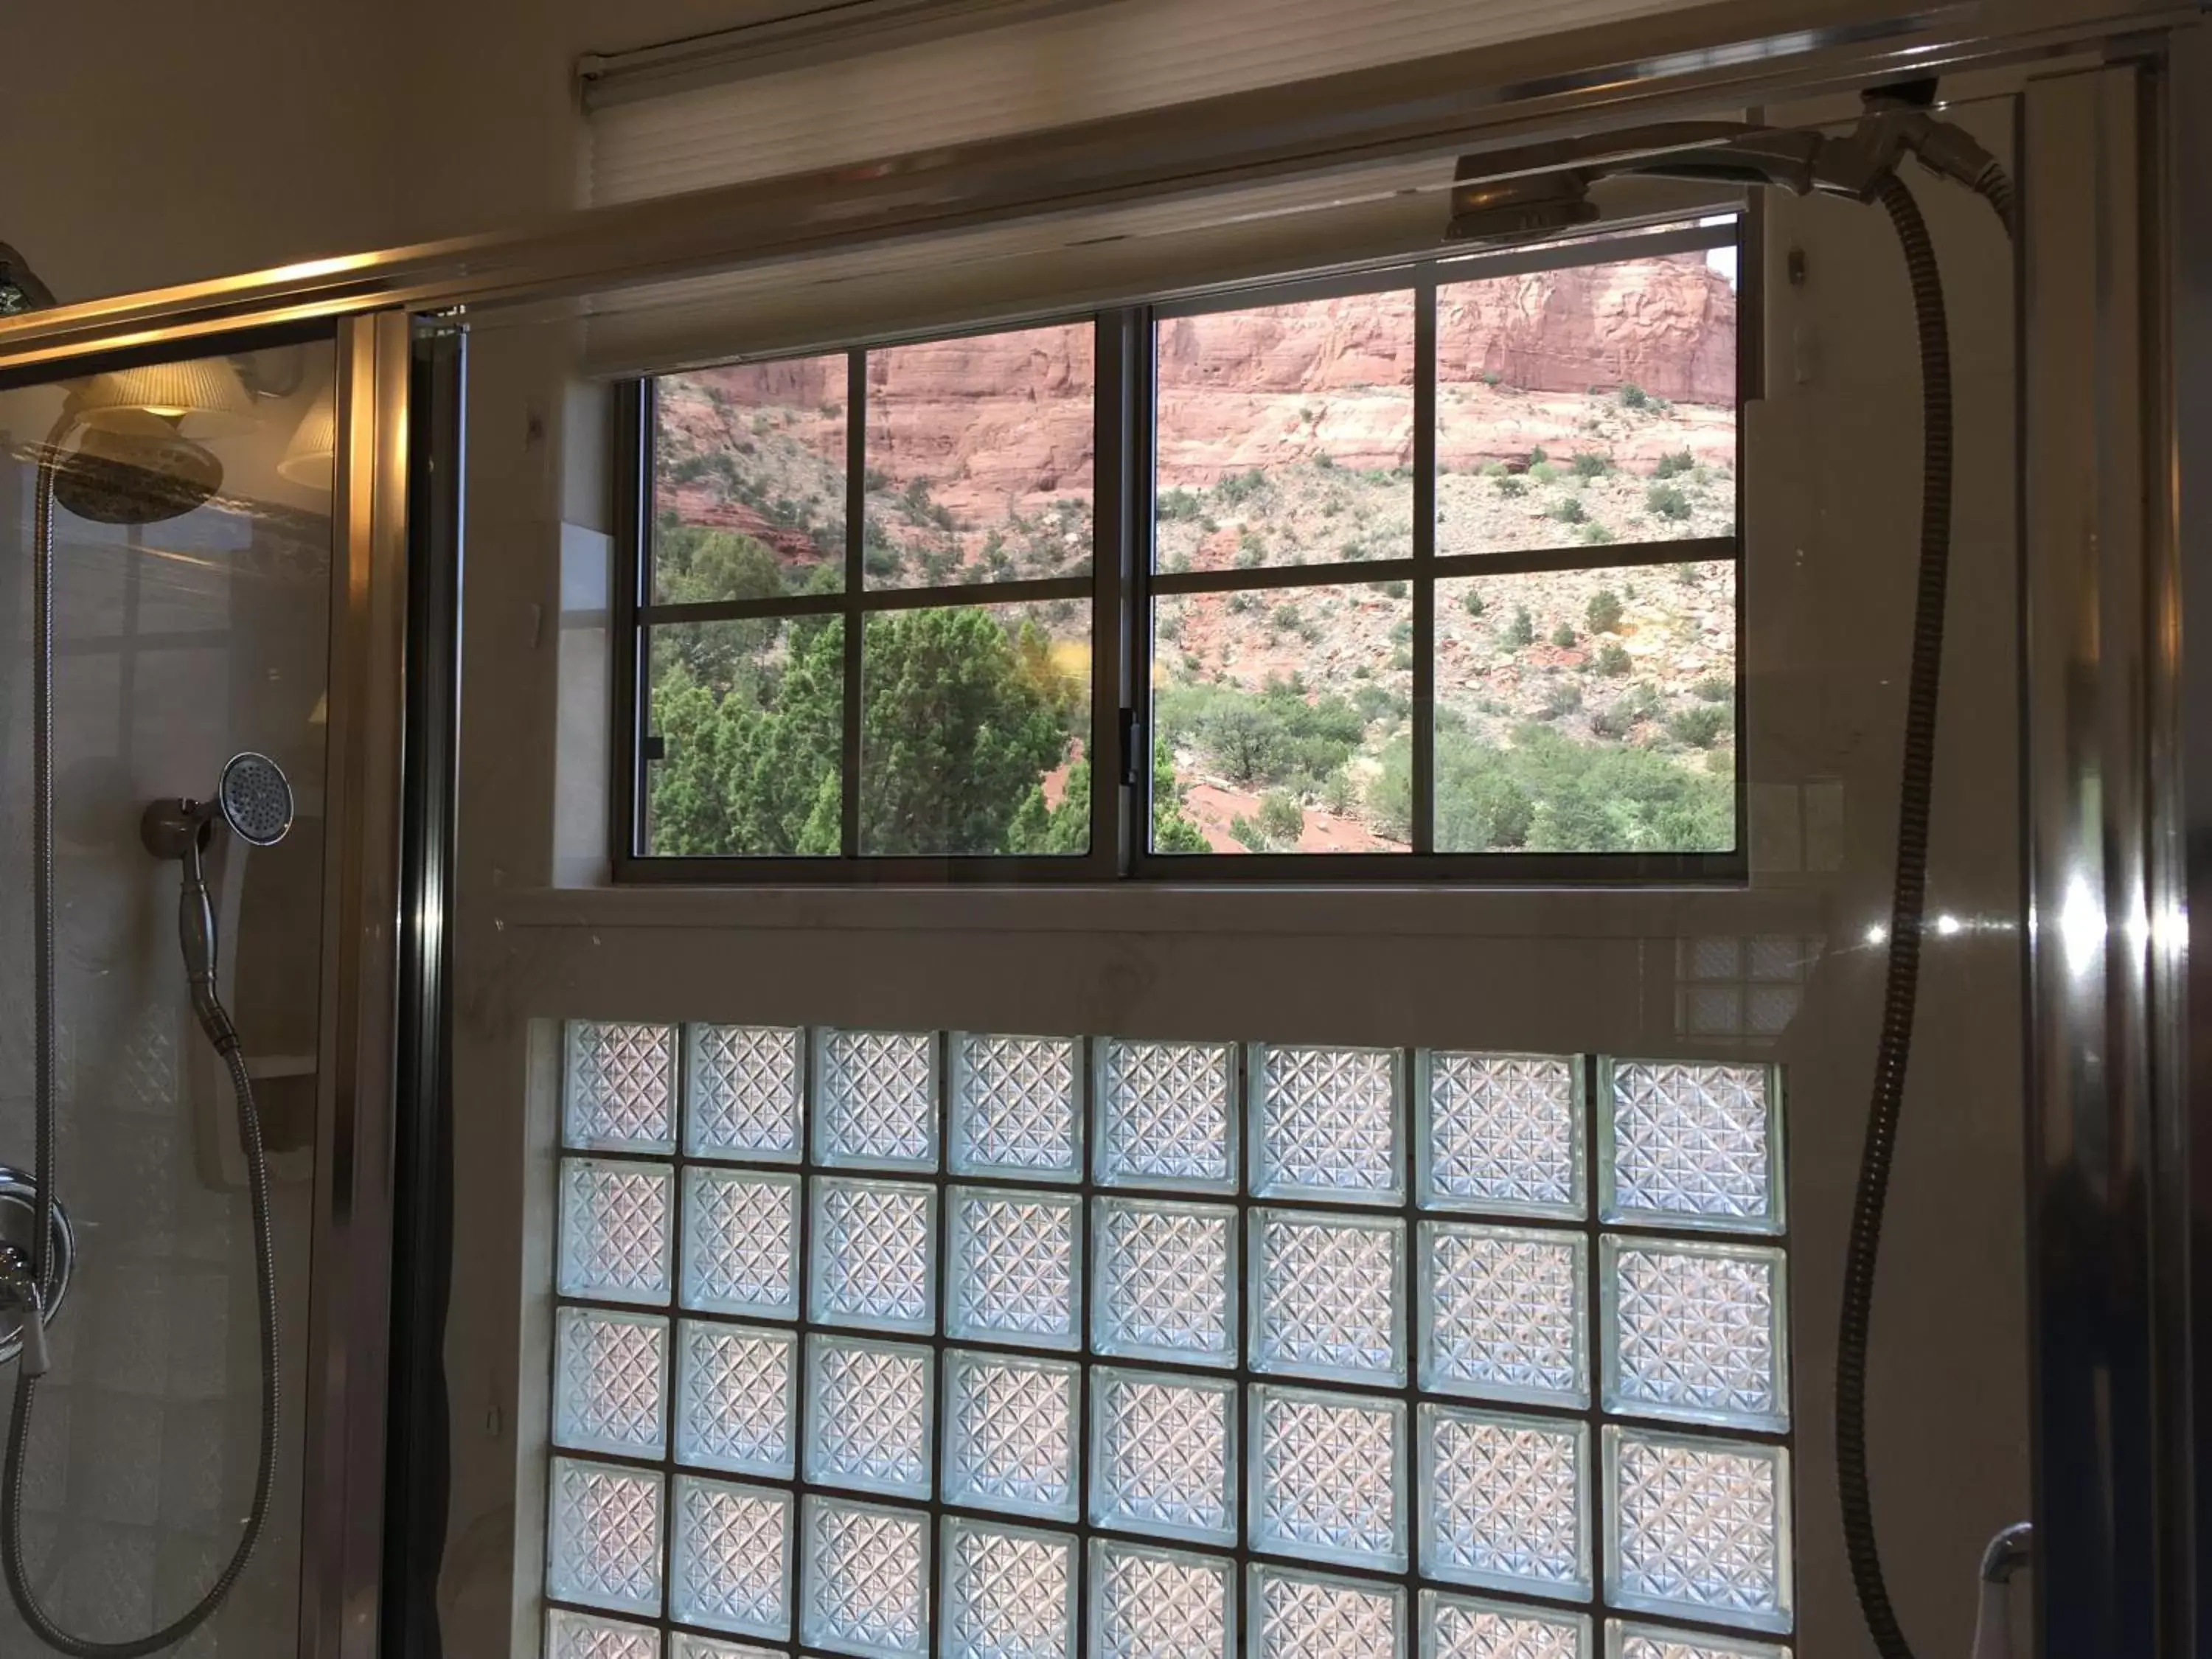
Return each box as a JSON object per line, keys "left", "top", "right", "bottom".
{"left": 543, "top": 1024, "right": 1792, "bottom": 1659}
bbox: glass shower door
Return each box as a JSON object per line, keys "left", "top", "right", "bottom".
{"left": 0, "top": 333, "right": 335, "bottom": 1653}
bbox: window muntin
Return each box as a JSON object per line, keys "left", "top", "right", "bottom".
{"left": 623, "top": 222, "right": 1742, "bottom": 878}
{"left": 543, "top": 1019, "right": 1793, "bottom": 1658}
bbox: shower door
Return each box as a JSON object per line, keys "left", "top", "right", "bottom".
{"left": 0, "top": 313, "right": 417, "bottom": 1658}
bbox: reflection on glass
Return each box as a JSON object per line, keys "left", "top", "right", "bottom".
{"left": 864, "top": 324, "right": 1095, "bottom": 590}
{"left": 1156, "top": 291, "right": 1416, "bottom": 574}
{"left": 858, "top": 603, "right": 1091, "bottom": 855}
{"left": 1436, "top": 254, "right": 1738, "bottom": 556}
{"left": 1430, "top": 564, "right": 1735, "bottom": 852}
{"left": 646, "top": 616, "right": 844, "bottom": 855}
{"left": 653, "top": 355, "right": 847, "bottom": 600}
{"left": 1150, "top": 583, "right": 1411, "bottom": 854}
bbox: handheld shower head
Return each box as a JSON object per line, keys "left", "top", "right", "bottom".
{"left": 218, "top": 753, "right": 294, "bottom": 848}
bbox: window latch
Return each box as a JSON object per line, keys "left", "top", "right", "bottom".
{"left": 641, "top": 734, "right": 667, "bottom": 763}
{"left": 1118, "top": 709, "right": 1141, "bottom": 788}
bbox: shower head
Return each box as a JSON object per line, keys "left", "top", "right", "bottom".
{"left": 1444, "top": 85, "right": 2010, "bottom": 246}
{"left": 52, "top": 416, "right": 225, "bottom": 525}
{"left": 217, "top": 753, "right": 294, "bottom": 847}
{"left": 139, "top": 753, "right": 294, "bottom": 860}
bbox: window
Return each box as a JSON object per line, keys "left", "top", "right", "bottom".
{"left": 618, "top": 222, "right": 1742, "bottom": 879}
{"left": 543, "top": 1021, "right": 1792, "bottom": 1658}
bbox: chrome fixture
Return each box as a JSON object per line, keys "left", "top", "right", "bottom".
{"left": 0, "top": 243, "right": 55, "bottom": 317}
{"left": 0, "top": 1169, "right": 71, "bottom": 1376}
{"left": 1445, "top": 83, "right": 2014, "bottom": 243}
{"left": 1971, "top": 1523, "right": 2033, "bottom": 1659}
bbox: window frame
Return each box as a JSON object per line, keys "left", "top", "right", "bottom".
{"left": 612, "top": 219, "right": 1749, "bottom": 883}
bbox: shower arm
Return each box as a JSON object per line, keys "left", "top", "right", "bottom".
{"left": 1446, "top": 94, "right": 2014, "bottom": 239}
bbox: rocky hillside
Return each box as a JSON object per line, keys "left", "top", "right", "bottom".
{"left": 654, "top": 253, "right": 1739, "bottom": 852}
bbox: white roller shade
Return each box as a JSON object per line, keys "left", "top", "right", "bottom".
{"left": 584, "top": 0, "right": 1717, "bottom": 208}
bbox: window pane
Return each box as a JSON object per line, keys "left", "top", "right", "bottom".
{"left": 644, "top": 616, "right": 844, "bottom": 857}
{"left": 858, "top": 602, "right": 1091, "bottom": 855}
{"left": 1431, "top": 563, "right": 1735, "bottom": 853}
{"left": 1156, "top": 291, "right": 1415, "bottom": 574}
{"left": 863, "top": 323, "right": 1094, "bottom": 590}
{"left": 1151, "top": 582, "right": 1411, "bottom": 852}
{"left": 1436, "top": 251, "right": 1737, "bottom": 554}
{"left": 654, "top": 357, "right": 847, "bottom": 600}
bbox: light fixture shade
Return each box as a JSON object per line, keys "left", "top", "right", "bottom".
{"left": 277, "top": 386, "right": 337, "bottom": 488}
{"left": 74, "top": 359, "right": 256, "bottom": 434}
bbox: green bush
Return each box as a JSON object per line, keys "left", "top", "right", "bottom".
{"left": 1479, "top": 370, "right": 1503, "bottom": 387}
{"left": 1234, "top": 532, "right": 1265, "bottom": 568}
{"left": 1384, "top": 580, "right": 1410, "bottom": 600}
{"left": 1273, "top": 602, "right": 1304, "bottom": 630}
{"left": 1340, "top": 539, "right": 1367, "bottom": 561}
{"left": 1548, "top": 496, "right": 1587, "bottom": 525}
{"left": 1540, "top": 681, "right": 1585, "bottom": 719}
{"left": 1213, "top": 467, "right": 1270, "bottom": 505}
{"left": 1312, "top": 451, "right": 1335, "bottom": 470}
{"left": 1503, "top": 607, "right": 1535, "bottom": 647}
{"left": 1570, "top": 451, "right": 1613, "bottom": 479}
{"left": 1692, "top": 675, "right": 1733, "bottom": 703}
{"left": 1494, "top": 475, "right": 1528, "bottom": 498}
{"left": 1619, "top": 382, "right": 1652, "bottom": 410}
{"left": 1528, "top": 445, "right": 1548, "bottom": 466}
{"left": 1528, "top": 462, "right": 1562, "bottom": 486}
{"left": 1595, "top": 641, "right": 1632, "bottom": 677}
{"left": 1653, "top": 449, "right": 1697, "bottom": 479}
{"left": 1550, "top": 622, "right": 1578, "bottom": 649}
{"left": 1579, "top": 522, "right": 1616, "bottom": 546}
{"left": 1153, "top": 678, "right": 1372, "bottom": 792}
{"left": 1157, "top": 487, "right": 1205, "bottom": 521}
{"left": 1646, "top": 482, "right": 1694, "bottom": 521}
{"left": 1323, "top": 769, "right": 1360, "bottom": 816}
{"left": 1257, "top": 790, "right": 1306, "bottom": 844}
{"left": 1461, "top": 591, "right": 1487, "bottom": 619}
{"left": 1585, "top": 589, "right": 1625, "bottom": 634}
{"left": 1478, "top": 459, "right": 1509, "bottom": 478}
{"left": 1667, "top": 704, "right": 1733, "bottom": 749}
{"left": 1228, "top": 815, "right": 1268, "bottom": 852}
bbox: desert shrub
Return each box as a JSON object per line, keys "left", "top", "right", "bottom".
{"left": 1595, "top": 641, "right": 1632, "bottom": 677}
{"left": 1619, "top": 382, "right": 1651, "bottom": 410}
{"left": 1503, "top": 607, "right": 1535, "bottom": 647}
{"left": 1579, "top": 522, "right": 1615, "bottom": 546}
{"left": 1495, "top": 475, "right": 1528, "bottom": 498}
{"left": 1528, "top": 462, "right": 1562, "bottom": 486}
{"left": 1692, "top": 675, "right": 1733, "bottom": 703}
{"left": 1384, "top": 580, "right": 1410, "bottom": 600}
{"left": 1646, "top": 482, "right": 1693, "bottom": 521}
{"left": 1158, "top": 487, "right": 1205, "bottom": 521}
{"left": 1540, "top": 681, "right": 1585, "bottom": 719}
{"left": 1548, "top": 496, "right": 1587, "bottom": 525}
{"left": 1586, "top": 589, "right": 1625, "bottom": 634}
{"left": 1213, "top": 467, "right": 1270, "bottom": 506}
{"left": 1667, "top": 704, "right": 1733, "bottom": 749}
{"left": 1153, "top": 679, "right": 1371, "bottom": 792}
{"left": 1462, "top": 591, "right": 1487, "bottom": 618}
{"left": 1478, "top": 459, "right": 1509, "bottom": 478}
{"left": 1235, "top": 532, "right": 1265, "bottom": 568}
{"left": 1257, "top": 790, "right": 1306, "bottom": 844}
{"left": 1550, "top": 622, "right": 1578, "bottom": 649}
{"left": 1273, "top": 602, "right": 1304, "bottom": 630}
{"left": 1654, "top": 449, "right": 1697, "bottom": 478}
{"left": 1528, "top": 445, "right": 1548, "bottom": 465}
{"left": 1228, "top": 815, "right": 1268, "bottom": 851}
{"left": 1312, "top": 451, "right": 1335, "bottom": 470}
{"left": 1570, "top": 451, "right": 1613, "bottom": 479}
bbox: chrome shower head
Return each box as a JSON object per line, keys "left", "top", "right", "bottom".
{"left": 1443, "top": 168, "right": 1600, "bottom": 244}
{"left": 139, "top": 752, "right": 294, "bottom": 860}
{"left": 217, "top": 753, "right": 293, "bottom": 847}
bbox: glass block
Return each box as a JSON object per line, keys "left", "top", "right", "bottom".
{"left": 1604, "top": 1429, "right": 1791, "bottom": 1633}
{"left": 547, "top": 1456, "right": 663, "bottom": 1617}
{"left": 1606, "top": 1624, "right": 1787, "bottom": 1659}
{"left": 1248, "top": 1565, "right": 1406, "bottom": 1659}
{"left": 940, "top": 1519, "right": 1075, "bottom": 1659}
{"left": 1089, "top": 1540, "right": 1234, "bottom": 1659}
{"left": 1600, "top": 1062, "right": 1782, "bottom": 1233}
{"left": 1090, "top": 1367, "right": 1236, "bottom": 1544}
{"left": 810, "top": 1178, "right": 937, "bottom": 1335}
{"left": 1092, "top": 1199, "right": 1237, "bottom": 1368}
{"left": 554, "top": 1307, "right": 667, "bottom": 1459}
{"left": 947, "top": 1187, "right": 1080, "bottom": 1349}
{"left": 1419, "top": 1405, "right": 1590, "bottom": 1596}
{"left": 1417, "top": 1051, "right": 1582, "bottom": 1219}
{"left": 546, "top": 1609, "right": 661, "bottom": 1659}
{"left": 800, "top": 1496, "right": 930, "bottom": 1659}
{"left": 1602, "top": 1238, "right": 1788, "bottom": 1431}
{"left": 565, "top": 1021, "right": 677, "bottom": 1153}
{"left": 1252, "top": 1044, "right": 1403, "bottom": 1204}
{"left": 805, "top": 1335, "right": 933, "bottom": 1500}
{"left": 681, "top": 1169, "right": 799, "bottom": 1319}
{"left": 950, "top": 1034, "right": 1081, "bottom": 1181}
{"left": 560, "top": 1158, "right": 674, "bottom": 1306}
{"left": 1095, "top": 1038, "right": 1237, "bottom": 1193}
{"left": 1419, "top": 1223, "right": 1587, "bottom": 1407}
{"left": 942, "top": 1351, "right": 1079, "bottom": 1520}
{"left": 1422, "top": 1590, "right": 1588, "bottom": 1659}
{"left": 670, "top": 1475, "right": 792, "bottom": 1638}
{"left": 815, "top": 1029, "right": 938, "bottom": 1172}
{"left": 675, "top": 1321, "right": 795, "bottom": 1478}
{"left": 1251, "top": 1211, "right": 1405, "bottom": 1385}
{"left": 1249, "top": 1384, "right": 1406, "bottom": 1571}
{"left": 686, "top": 1024, "right": 801, "bottom": 1163}
{"left": 671, "top": 1638, "right": 782, "bottom": 1659}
